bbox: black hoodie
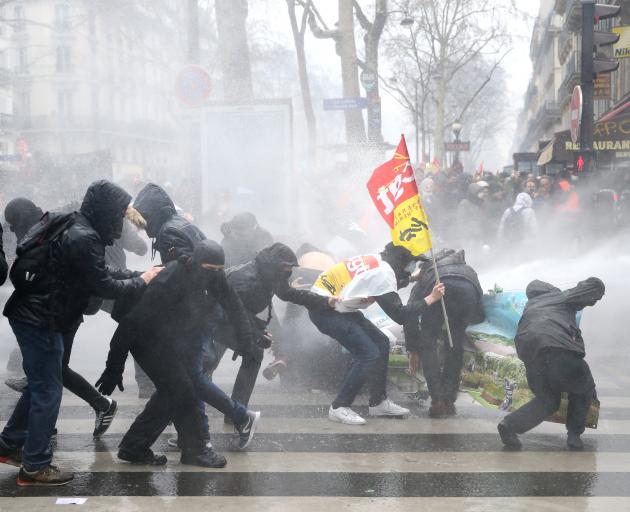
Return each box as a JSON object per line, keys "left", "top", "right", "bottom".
{"left": 514, "top": 277, "right": 605, "bottom": 365}
{"left": 4, "top": 181, "right": 146, "bottom": 330}
{"left": 133, "top": 183, "right": 205, "bottom": 263}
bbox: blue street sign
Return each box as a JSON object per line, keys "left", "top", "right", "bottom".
{"left": 323, "top": 97, "right": 368, "bottom": 111}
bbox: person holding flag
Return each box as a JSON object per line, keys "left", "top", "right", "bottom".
{"left": 309, "top": 244, "right": 445, "bottom": 425}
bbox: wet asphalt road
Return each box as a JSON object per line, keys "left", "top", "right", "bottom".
{"left": 1, "top": 324, "right": 630, "bottom": 510}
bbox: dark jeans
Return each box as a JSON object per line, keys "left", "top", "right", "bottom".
{"left": 62, "top": 326, "right": 109, "bottom": 412}
{"left": 308, "top": 309, "right": 389, "bottom": 408}
{"left": 118, "top": 337, "right": 205, "bottom": 455}
{"left": 0, "top": 319, "right": 64, "bottom": 470}
{"left": 502, "top": 349, "right": 595, "bottom": 435}
{"left": 419, "top": 279, "right": 479, "bottom": 403}
{"left": 186, "top": 336, "right": 248, "bottom": 427}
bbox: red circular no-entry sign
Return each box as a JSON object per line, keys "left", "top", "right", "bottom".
{"left": 175, "top": 65, "right": 212, "bottom": 107}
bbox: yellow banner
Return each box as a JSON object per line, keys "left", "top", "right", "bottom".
{"left": 391, "top": 195, "right": 432, "bottom": 256}
{"left": 614, "top": 26, "right": 630, "bottom": 59}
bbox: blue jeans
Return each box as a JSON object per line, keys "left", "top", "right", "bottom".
{"left": 188, "top": 336, "right": 248, "bottom": 429}
{"left": 308, "top": 309, "right": 389, "bottom": 408}
{"left": 0, "top": 319, "right": 64, "bottom": 470}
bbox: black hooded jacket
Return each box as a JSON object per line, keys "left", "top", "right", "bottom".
{"left": 0, "top": 224, "right": 7, "bottom": 286}
{"left": 225, "top": 243, "right": 330, "bottom": 337}
{"left": 104, "top": 258, "right": 255, "bottom": 375}
{"left": 4, "top": 181, "right": 146, "bottom": 330}
{"left": 514, "top": 277, "right": 605, "bottom": 365}
{"left": 133, "top": 183, "right": 205, "bottom": 263}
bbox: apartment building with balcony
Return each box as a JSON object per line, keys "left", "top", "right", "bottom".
{"left": 515, "top": 0, "right": 563, "bottom": 154}
{"left": 0, "top": 0, "right": 188, "bottom": 183}
{"left": 517, "top": 0, "right": 630, "bottom": 171}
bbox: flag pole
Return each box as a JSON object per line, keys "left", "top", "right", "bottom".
{"left": 426, "top": 232, "right": 454, "bottom": 349}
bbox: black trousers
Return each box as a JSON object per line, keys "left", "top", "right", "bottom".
{"left": 62, "top": 325, "right": 109, "bottom": 412}
{"left": 210, "top": 340, "right": 263, "bottom": 409}
{"left": 419, "top": 278, "right": 479, "bottom": 403}
{"left": 502, "top": 349, "right": 595, "bottom": 435}
{"left": 119, "top": 337, "right": 205, "bottom": 455}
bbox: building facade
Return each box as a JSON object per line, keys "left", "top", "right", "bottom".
{"left": 517, "top": 0, "right": 630, "bottom": 172}
{"left": 0, "top": 0, "right": 188, "bottom": 183}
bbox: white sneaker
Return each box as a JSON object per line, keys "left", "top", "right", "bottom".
{"left": 368, "top": 399, "right": 410, "bottom": 417}
{"left": 328, "top": 405, "right": 366, "bottom": 425}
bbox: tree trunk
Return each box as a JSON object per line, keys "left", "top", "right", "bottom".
{"left": 215, "top": 0, "right": 253, "bottom": 102}
{"left": 364, "top": 0, "right": 386, "bottom": 144}
{"left": 434, "top": 51, "right": 447, "bottom": 166}
{"left": 287, "top": 1, "right": 317, "bottom": 164}
{"left": 338, "top": 0, "right": 365, "bottom": 144}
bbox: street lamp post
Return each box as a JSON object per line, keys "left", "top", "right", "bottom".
{"left": 452, "top": 119, "right": 462, "bottom": 166}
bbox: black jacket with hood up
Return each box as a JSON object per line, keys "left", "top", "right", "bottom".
{"left": 4, "top": 181, "right": 146, "bottom": 331}
{"left": 133, "top": 183, "right": 205, "bottom": 264}
{"left": 226, "top": 244, "right": 330, "bottom": 327}
{"left": 104, "top": 258, "right": 255, "bottom": 375}
{"left": 514, "top": 277, "right": 605, "bottom": 365}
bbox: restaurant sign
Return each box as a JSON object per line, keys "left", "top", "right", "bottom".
{"left": 564, "top": 112, "right": 630, "bottom": 158}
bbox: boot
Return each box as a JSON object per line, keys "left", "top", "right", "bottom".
{"left": 181, "top": 447, "right": 227, "bottom": 468}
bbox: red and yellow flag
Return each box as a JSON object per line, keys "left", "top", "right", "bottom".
{"left": 366, "top": 135, "right": 432, "bottom": 256}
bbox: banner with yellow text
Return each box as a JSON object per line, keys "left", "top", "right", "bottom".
{"left": 366, "top": 135, "right": 432, "bottom": 256}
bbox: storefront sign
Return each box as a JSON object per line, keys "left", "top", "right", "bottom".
{"left": 563, "top": 112, "right": 630, "bottom": 158}
{"left": 613, "top": 26, "right": 630, "bottom": 59}
{"left": 594, "top": 74, "right": 611, "bottom": 100}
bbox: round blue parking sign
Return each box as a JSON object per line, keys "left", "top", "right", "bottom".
{"left": 175, "top": 65, "right": 212, "bottom": 107}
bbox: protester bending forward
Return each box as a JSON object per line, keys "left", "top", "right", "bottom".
{"left": 309, "top": 243, "right": 445, "bottom": 425}
{"left": 498, "top": 277, "right": 605, "bottom": 451}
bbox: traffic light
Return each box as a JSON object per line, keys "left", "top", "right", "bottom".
{"left": 582, "top": 1, "right": 621, "bottom": 77}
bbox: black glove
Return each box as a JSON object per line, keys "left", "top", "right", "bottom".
{"left": 95, "top": 369, "right": 124, "bottom": 396}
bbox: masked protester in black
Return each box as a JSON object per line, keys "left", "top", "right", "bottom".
{"left": 97, "top": 240, "right": 255, "bottom": 467}
{"left": 0, "top": 181, "right": 150, "bottom": 486}
{"left": 3, "top": 196, "right": 152, "bottom": 432}
{"left": 404, "top": 249, "right": 484, "bottom": 418}
{"left": 498, "top": 277, "right": 605, "bottom": 451}
{"left": 209, "top": 243, "right": 333, "bottom": 419}
{"left": 133, "top": 183, "right": 205, "bottom": 263}
{"left": 130, "top": 183, "right": 219, "bottom": 435}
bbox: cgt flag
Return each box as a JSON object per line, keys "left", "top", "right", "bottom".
{"left": 367, "top": 135, "right": 432, "bottom": 256}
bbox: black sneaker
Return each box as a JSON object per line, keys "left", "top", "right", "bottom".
{"left": 118, "top": 449, "right": 167, "bottom": 465}
{"left": 236, "top": 411, "right": 260, "bottom": 450}
{"left": 5, "top": 377, "right": 28, "bottom": 393}
{"left": 0, "top": 443, "right": 22, "bottom": 467}
{"left": 498, "top": 422, "right": 522, "bottom": 450}
{"left": 567, "top": 432, "right": 584, "bottom": 451}
{"left": 17, "top": 464, "right": 73, "bottom": 487}
{"left": 181, "top": 447, "right": 227, "bottom": 468}
{"left": 93, "top": 398, "right": 117, "bottom": 437}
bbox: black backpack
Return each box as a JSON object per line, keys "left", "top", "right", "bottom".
{"left": 9, "top": 212, "right": 75, "bottom": 294}
{"left": 502, "top": 208, "right": 525, "bottom": 241}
